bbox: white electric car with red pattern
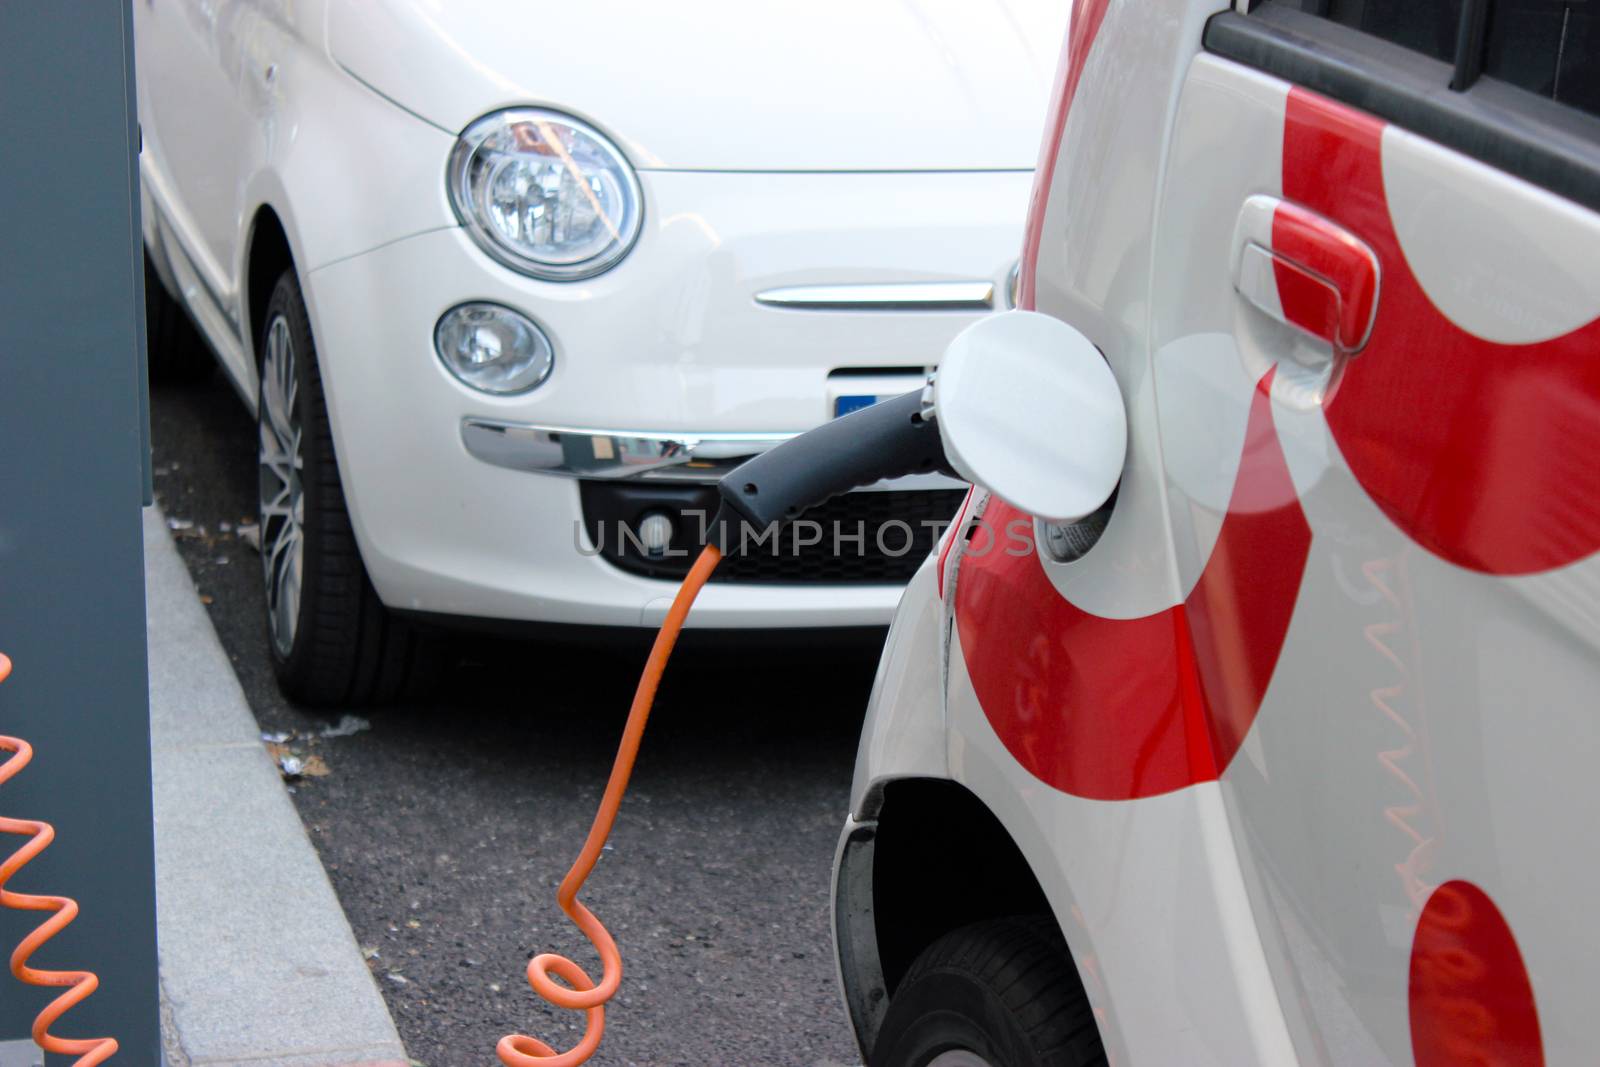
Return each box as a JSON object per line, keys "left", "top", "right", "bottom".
{"left": 834, "top": 1, "right": 1600, "bottom": 1064}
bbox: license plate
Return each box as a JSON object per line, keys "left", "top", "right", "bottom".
{"left": 834, "top": 394, "right": 888, "bottom": 417}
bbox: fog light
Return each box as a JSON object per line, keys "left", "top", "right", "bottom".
{"left": 434, "top": 302, "right": 554, "bottom": 395}
{"left": 636, "top": 511, "right": 675, "bottom": 558}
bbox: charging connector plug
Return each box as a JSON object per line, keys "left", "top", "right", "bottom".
{"left": 711, "top": 387, "right": 952, "bottom": 551}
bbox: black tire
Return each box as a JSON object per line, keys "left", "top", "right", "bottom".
{"left": 144, "top": 252, "right": 213, "bottom": 382}
{"left": 257, "top": 268, "right": 435, "bottom": 706}
{"left": 870, "top": 918, "right": 1107, "bottom": 1067}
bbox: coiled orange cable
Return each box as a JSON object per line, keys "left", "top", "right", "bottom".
{"left": 498, "top": 543, "right": 722, "bottom": 1066}
{"left": 0, "top": 652, "right": 119, "bottom": 1065}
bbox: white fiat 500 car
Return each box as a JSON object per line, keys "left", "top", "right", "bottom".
{"left": 134, "top": 1, "right": 1064, "bottom": 703}
{"left": 836, "top": 0, "right": 1600, "bottom": 1064}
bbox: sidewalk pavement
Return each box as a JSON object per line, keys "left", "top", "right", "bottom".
{"left": 145, "top": 505, "right": 411, "bottom": 1067}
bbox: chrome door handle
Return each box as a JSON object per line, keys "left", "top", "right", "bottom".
{"left": 1231, "top": 194, "right": 1379, "bottom": 354}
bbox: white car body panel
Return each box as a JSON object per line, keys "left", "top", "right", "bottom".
{"left": 136, "top": 1, "right": 1064, "bottom": 628}
{"left": 136, "top": 0, "right": 457, "bottom": 403}
{"left": 844, "top": 0, "right": 1600, "bottom": 1063}
{"left": 946, "top": 625, "right": 1299, "bottom": 1067}
{"left": 1021, "top": 0, "right": 1222, "bottom": 622}
{"left": 306, "top": 166, "right": 1029, "bottom": 627}
{"left": 849, "top": 557, "right": 950, "bottom": 811}
{"left": 328, "top": 0, "right": 1063, "bottom": 172}
{"left": 1152, "top": 53, "right": 1600, "bottom": 1063}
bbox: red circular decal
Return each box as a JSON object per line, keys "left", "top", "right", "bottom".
{"left": 1409, "top": 880, "right": 1543, "bottom": 1067}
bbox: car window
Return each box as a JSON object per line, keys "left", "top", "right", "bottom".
{"left": 1215, "top": 1, "right": 1600, "bottom": 212}
{"left": 1270, "top": 0, "right": 1465, "bottom": 62}
{"left": 1483, "top": 1, "right": 1600, "bottom": 118}
{"left": 1263, "top": 0, "right": 1600, "bottom": 118}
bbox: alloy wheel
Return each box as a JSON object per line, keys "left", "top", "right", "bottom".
{"left": 258, "top": 314, "right": 305, "bottom": 658}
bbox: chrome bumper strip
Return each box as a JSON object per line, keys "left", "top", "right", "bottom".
{"left": 461, "top": 419, "right": 796, "bottom": 481}
{"left": 753, "top": 281, "right": 995, "bottom": 311}
{"left": 461, "top": 418, "right": 966, "bottom": 491}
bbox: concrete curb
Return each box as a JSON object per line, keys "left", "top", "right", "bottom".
{"left": 145, "top": 506, "right": 411, "bottom": 1067}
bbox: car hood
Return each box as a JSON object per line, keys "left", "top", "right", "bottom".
{"left": 328, "top": 1, "right": 1064, "bottom": 171}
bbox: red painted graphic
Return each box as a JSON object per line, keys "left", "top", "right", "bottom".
{"left": 1409, "top": 880, "right": 1544, "bottom": 1067}
{"left": 1017, "top": 0, "right": 1110, "bottom": 312}
{"left": 936, "top": 486, "right": 976, "bottom": 599}
{"left": 1284, "top": 89, "right": 1600, "bottom": 576}
{"left": 955, "top": 374, "right": 1309, "bottom": 800}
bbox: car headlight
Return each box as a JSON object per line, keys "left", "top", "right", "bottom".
{"left": 447, "top": 109, "right": 642, "bottom": 281}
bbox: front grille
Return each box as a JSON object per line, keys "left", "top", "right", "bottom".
{"left": 579, "top": 481, "right": 967, "bottom": 585}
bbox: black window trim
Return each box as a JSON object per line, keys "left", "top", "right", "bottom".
{"left": 1206, "top": 3, "right": 1600, "bottom": 214}
{"left": 1449, "top": 0, "right": 1490, "bottom": 90}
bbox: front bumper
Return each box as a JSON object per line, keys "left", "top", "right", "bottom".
{"left": 302, "top": 169, "right": 1028, "bottom": 628}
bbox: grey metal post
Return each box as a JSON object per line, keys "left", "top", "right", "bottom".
{"left": 0, "top": 1, "right": 160, "bottom": 1063}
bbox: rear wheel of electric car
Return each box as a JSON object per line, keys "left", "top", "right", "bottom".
{"left": 257, "top": 268, "right": 434, "bottom": 706}
{"left": 144, "top": 253, "right": 212, "bottom": 381}
{"left": 870, "top": 918, "right": 1106, "bottom": 1067}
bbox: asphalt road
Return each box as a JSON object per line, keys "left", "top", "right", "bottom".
{"left": 150, "top": 369, "right": 877, "bottom": 1066}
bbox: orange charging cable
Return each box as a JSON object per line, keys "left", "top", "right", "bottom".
{"left": 498, "top": 543, "right": 722, "bottom": 1066}
{"left": 0, "top": 652, "right": 119, "bottom": 1066}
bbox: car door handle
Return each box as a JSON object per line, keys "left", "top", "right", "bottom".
{"left": 1231, "top": 194, "right": 1379, "bottom": 354}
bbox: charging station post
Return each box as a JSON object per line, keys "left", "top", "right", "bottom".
{"left": 0, "top": 1, "right": 161, "bottom": 1062}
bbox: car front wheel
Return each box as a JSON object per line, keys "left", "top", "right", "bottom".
{"left": 870, "top": 918, "right": 1106, "bottom": 1067}
{"left": 257, "top": 268, "right": 432, "bottom": 706}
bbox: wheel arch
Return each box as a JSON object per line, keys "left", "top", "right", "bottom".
{"left": 245, "top": 203, "right": 296, "bottom": 379}
{"left": 835, "top": 775, "right": 1067, "bottom": 1058}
